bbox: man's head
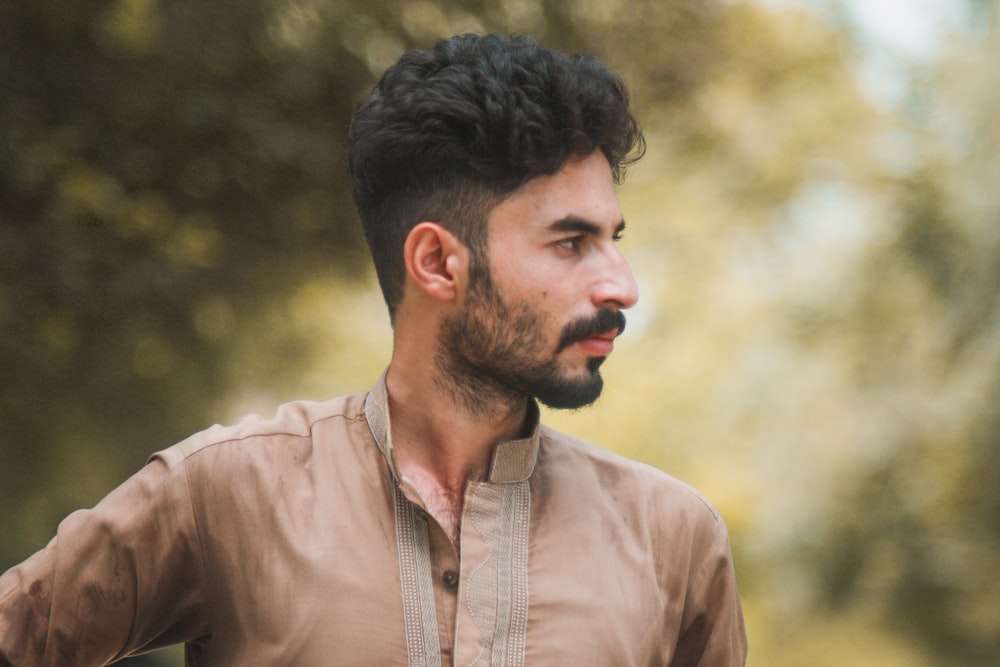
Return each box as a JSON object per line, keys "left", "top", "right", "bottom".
{"left": 348, "top": 33, "right": 644, "bottom": 323}
{"left": 435, "top": 150, "right": 638, "bottom": 412}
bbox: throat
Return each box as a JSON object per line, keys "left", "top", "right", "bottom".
{"left": 421, "top": 489, "right": 464, "bottom": 549}
{"left": 393, "top": 448, "right": 477, "bottom": 550}
{"left": 432, "top": 364, "right": 527, "bottom": 422}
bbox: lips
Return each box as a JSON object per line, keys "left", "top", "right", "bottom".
{"left": 584, "top": 329, "right": 620, "bottom": 346}
{"left": 557, "top": 308, "right": 627, "bottom": 355}
{"left": 575, "top": 333, "right": 615, "bottom": 357}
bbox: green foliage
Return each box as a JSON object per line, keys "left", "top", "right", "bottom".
{"left": 1, "top": 0, "right": 371, "bottom": 565}
{"left": 804, "top": 12, "right": 1000, "bottom": 661}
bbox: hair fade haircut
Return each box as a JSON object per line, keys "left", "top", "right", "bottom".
{"left": 348, "top": 33, "right": 644, "bottom": 322}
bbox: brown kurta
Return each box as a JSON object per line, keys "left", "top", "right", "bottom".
{"left": 0, "top": 374, "right": 747, "bottom": 666}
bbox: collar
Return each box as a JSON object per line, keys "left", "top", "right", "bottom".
{"left": 364, "top": 370, "right": 540, "bottom": 485}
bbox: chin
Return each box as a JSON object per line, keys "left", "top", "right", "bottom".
{"left": 586, "top": 356, "right": 608, "bottom": 373}
{"left": 532, "top": 370, "right": 605, "bottom": 411}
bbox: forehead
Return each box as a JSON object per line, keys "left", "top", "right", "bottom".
{"left": 486, "top": 152, "right": 622, "bottom": 236}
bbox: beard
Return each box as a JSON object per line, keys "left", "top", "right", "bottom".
{"left": 435, "top": 274, "right": 626, "bottom": 415}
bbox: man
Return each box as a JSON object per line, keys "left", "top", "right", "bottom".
{"left": 0, "top": 34, "right": 746, "bottom": 665}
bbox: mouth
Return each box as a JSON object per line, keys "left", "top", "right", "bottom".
{"left": 589, "top": 329, "right": 620, "bottom": 343}
{"left": 558, "top": 309, "right": 627, "bottom": 355}
{"left": 574, "top": 328, "right": 620, "bottom": 357}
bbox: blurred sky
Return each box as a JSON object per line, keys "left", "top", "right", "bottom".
{"left": 762, "top": 0, "right": 976, "bottom": 108}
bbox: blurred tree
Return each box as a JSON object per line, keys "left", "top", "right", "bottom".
{"left": 0, "top": 0, "right": 372, "bottom": 565}
{"left": 806, "top": 4, "right": 1000, "bottom": 663}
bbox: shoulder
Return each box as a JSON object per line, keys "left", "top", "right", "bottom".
{"left": 151, "top": 392, "right": 369, "bottom": 471}
{"left": 537, "top": 424, "right": 724, "bottom": 529}
{"left": 141, "top": 391, "right": 378, "bottom": 528}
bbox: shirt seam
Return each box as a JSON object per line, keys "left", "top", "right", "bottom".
{"left": 169, "top": 410, "right": 367, "bottom": 464}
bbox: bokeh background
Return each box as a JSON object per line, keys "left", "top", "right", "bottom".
{"left": 2, "top": 0, "right": 998, "bottom": 665}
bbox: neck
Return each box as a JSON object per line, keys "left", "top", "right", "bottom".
{"left": 385, "top": 358, "right": 528, "bottom": 495}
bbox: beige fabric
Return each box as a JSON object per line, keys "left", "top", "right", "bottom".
{"left": 365, "top": 378, "right": 533, "bottom": 667}
{"left": 0, "top": 373, "right": 747, "bottom": 666}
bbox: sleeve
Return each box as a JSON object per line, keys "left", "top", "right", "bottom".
{"left": 672, "top": 517, "right": 748, "bottom": 667}
{"left": 0, "top": 451, "right": 209, "bottom": 666}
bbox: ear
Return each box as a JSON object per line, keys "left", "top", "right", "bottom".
{"left": 403, "top": 222, "right": 469, "bottom": 303}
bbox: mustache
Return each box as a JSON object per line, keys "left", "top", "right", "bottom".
{"left": 556, "top": 308, "right": 627, "bottom": 353}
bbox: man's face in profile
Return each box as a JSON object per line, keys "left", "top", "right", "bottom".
{"left": 437, "top": 151, "right": 638, "bottom": 410}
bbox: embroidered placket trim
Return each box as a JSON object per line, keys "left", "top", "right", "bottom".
{"left": 366, "top": 381, "right": 532, "bottom": 667}
{"left": 465, "top": 481, "right": 531, "bottom": 667}
{"left": 394, "top": 483, "right": 443, "bottom": 667}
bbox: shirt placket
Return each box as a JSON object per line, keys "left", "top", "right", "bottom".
{"left": 391, "top": 483, "right": 440, "bottom": 667}
{"left": 365, "top": 378, "right": 536, "bottom": 667}
{"left": 394, "top": 481, "right": 461, "bottom": 667}
{"left": 426, "top": 520, "right": 460, "bottom": 666}
{"left": 452, "top": 479, "right": 530, "bottom": 667}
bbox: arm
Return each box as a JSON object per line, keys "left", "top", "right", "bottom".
{"left": 0, "top": 453, "right": 208, "bottom": 666}
{"left": 672, "top": 520, "right": 748, "bottom": 667}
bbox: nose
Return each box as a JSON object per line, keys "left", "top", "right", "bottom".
{"left": 592, "top": 247, "right": 639, "bottom": 310}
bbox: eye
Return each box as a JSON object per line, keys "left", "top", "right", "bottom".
{"left": 554, "top": 236, "right": 583, "bottom": 253}
{"left": 612, "top": 229, "right": 624, "bottom": 242}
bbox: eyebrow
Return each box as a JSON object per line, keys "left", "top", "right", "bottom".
{"left": 548, "top": 215, "right": 626, "bottom": 236}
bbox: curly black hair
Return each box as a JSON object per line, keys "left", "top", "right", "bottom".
{"left": 348, "top": 33, "right": 644, "bottom": 322}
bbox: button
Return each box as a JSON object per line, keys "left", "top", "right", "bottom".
{"left": 442, "top": 570, "right": 459, "bottom": 589}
